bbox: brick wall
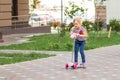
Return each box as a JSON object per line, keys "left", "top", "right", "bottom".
{"left": 0, "top": 0, "right": 29, "bottom": 27}
{"left": 0, "top": 0, "right": 12, "bottom": 27}
{"left": 95, "top": 6, "right": 106, "bottom": 23}
{"left": 0, "top": 26, "right": 51, "bottom": 35}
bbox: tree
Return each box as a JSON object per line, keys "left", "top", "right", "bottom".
{"left": 64, "top": 1, "right": 87, "bottom": 31}
{"left": 94, "top": 0, "right": 106, "bottom": 6}
{"left": 31, "top": 0, "right": 41, "bottom": 9}
{"left": 64, "top": 1, "right": 87, "bottom": 19}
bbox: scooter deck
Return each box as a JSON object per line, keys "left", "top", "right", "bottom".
{"left": 65, "top": 63, "right": 86, "bottom": 69}
{"left": 77, "top": 66, "right": 86, "bottom": 69}
{"left": 66, "top": 65, "right": 86, "bottom": 69}
{"left": 70, "top": 66, "right": 86, "bottom": 69}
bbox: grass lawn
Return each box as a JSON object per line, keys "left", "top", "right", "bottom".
{"left": 0, "top": 31, "right": 120, "bottom": 51}
{"left": 0, "top": 52, "right": 55, "bottom": 65}
{"left": 0, "top": 31, "right": 119, "bottom": 65}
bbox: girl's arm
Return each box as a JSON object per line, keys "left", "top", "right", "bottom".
{"left": 82, "top": 31, "right": 88, "bottom": 38}
{"left": 77, "top": 28, "right": 88, "bottom": 38}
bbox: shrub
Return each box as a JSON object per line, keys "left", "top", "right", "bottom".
{"left": 109, "top": 19, "right": 120, "bottom": 32}
{"left": 47, "top": 21, "right": 61, "bottom": 28}
{"left": 67, "top": 22, "right": 74, "bottom": 31}
{"left": 82, "top": 20, "right": 93, "bottom": 32}
{"left": 92, "top": 21, "right": 103, "bottom": 32}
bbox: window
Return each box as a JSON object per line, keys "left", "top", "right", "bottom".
{"left": 12, "top": 0, "right": 18, "bottom": 20}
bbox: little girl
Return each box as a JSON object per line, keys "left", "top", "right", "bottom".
{"left": 70, "top": 17, "right": 88, "bottom": 68}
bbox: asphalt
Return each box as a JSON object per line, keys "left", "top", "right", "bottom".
{"left": 0, "top": 33, "right": 120, "bottom": 80}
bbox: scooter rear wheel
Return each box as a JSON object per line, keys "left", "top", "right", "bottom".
{"left": 65, "top": 63, "right": 68, "bottom": 69}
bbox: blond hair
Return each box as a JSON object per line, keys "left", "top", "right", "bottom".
{"left": 73, "top": 17, "right": 82, "bottom": 25}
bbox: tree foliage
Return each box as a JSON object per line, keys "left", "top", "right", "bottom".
{"left": 109, "top": 19, "right": 120, "bottom": 32}
{"left": 31, "top": 0, "right": 40, "bottom": 9}
{"left": 64, "top": 1, "right": 87, "bottom": 19}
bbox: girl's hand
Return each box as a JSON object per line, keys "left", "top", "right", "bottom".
{"left": 76, "top": 34, "right": 84, "bottom": 37}
{"left": 70, "top": 33, "right": 77, "bottom": 39}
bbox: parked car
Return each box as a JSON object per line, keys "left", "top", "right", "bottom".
{"left": 29, "top": 13, "right": 55, "bottom": 26}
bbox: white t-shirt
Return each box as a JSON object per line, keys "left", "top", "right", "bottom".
{"left": 72, "top": 26, "right": 87, "bottom": 41}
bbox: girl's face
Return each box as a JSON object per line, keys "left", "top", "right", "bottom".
{"left": 74, "top": 20, "right": 81, "bottom": 29}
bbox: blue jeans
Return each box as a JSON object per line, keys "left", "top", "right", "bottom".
{"left": 74, "top": 40, "right": 86, "bottom": 63}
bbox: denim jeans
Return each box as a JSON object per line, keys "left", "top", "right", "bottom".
{"left": 74, "top": 40, "right": 86, "bottom": 63}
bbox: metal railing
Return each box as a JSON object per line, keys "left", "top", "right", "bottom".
{"left": 12, "top": 15, "right": 49, "bottom": 28}
{"left": 12, "top": 15, "right": 30, "bottom": 28}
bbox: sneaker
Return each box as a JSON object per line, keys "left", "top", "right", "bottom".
{"left": 80, "top": 64, "right": 83, "bottom": 67}
{"left": 82, "top": 63, "right": 86, "bottom": 69}
{"left": 80, "top": 63, "right": 86, "bottom": 69}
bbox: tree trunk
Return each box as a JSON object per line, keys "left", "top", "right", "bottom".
{"left": 99, "top": 30, "right": 102, "bottom": 38}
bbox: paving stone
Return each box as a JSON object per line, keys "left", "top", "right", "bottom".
{"left": 0, "top": 45, "right": 120, "bottom": 80}
{"left": 0, "top": 77, "right": 7, "bottom": 80}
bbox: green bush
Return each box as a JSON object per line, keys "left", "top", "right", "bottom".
{"left": 109, "top": 19, "right": 120, "bottom": 32}
{"left": 92, "top": 21, "right": 103, "bottom": 32}
{"left": 67, "top": 22, "right": 74, "bottom": 31}
{"left": 82, "top": 20, "right": 92, "bottom": 31}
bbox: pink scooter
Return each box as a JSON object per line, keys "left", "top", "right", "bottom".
{"left": 65, "top": 33, "right": 77, "bottom": 69}
{"left": 65, "top": 62, "right": 86, "bottom": 69}
{"left": 65, "top": 62, "right": 78, "bottom": 69}
{"left": 65, "top": 32, "right": 85, "bottom": 69}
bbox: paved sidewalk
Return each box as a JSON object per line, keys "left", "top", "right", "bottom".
{"left": 0, "top": 45, "right": 120, "bottom": 80}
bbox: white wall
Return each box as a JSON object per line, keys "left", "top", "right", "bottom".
{"left": 106, "top": 0, "right": 120, "bottom": 24}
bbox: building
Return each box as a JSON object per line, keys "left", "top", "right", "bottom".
{"left": 0, "top": 0, "right": 50, "bottom": 42}
{"left": 0, "top": 0, "right": 28, "bottom": 41}
{"left": 106, "top": 0, "right": 120, "bottom": 24}
{"left": 95, "top": 0, "right": 120, "bottom": 24}
{"left": 0, "top": 0, "right": 29, "bottom": 27}
{"left": 95, "top": 0, "right": 106, "bottom": 23}
{"left": 95, "top": 6, "right": 106, "bottom": 23}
